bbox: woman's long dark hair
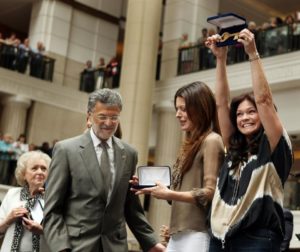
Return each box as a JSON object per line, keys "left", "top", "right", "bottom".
{"left": 228, "top": 92, "right": 264, "bottom": 168}
{"left": 174, "top": 81, "right": 220, "bottom": 174}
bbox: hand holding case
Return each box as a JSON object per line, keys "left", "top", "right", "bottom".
{"left": 135, "top": 166, "right": 171, "bottom": 188}
{"left": 207, "top": 13, "right": 247, "bottom": 47}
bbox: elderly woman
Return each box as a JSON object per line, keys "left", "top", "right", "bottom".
{"left": 0, "top": 151, "right": 51, "bottom": 252}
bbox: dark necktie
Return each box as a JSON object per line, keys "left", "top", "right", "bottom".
{"left": 100, "top": 141, "right": 111, "bottom": 196}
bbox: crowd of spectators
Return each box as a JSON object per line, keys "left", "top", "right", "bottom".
{"left": 0, "top": 32, "right": 50, "bottom": 80}
{"left": 80, "top": 56, "right": 121, "bottom": 93}
{"left": 0, "top": 132, "right": 57, "bottom": 186}
{"left": 178, "top": 12, "right": 300, "bottom": 74}
{"left": 180, "top": 13, "right": 300, "bottom": 50}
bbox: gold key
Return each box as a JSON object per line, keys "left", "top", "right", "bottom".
{"left": 219, "top": 32, "right": 240, "bottom": 42}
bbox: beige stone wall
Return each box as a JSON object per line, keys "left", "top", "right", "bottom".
{"left": 26, "top": 101, "right": 86, "bottom": 146}
{"left": 45, "top": 51, "right": 89, "bottom": 91}
{"left": 47, "top": 52, "right": 67, "bottom": 86}
{"left": 160, "top": 0, "right": 220, "bottom": 80}
{"left": 63, "top": 57, "right": 84, "bottom": 90}
{"left": 29, "top": 0, "right": 120, "bottom": 91}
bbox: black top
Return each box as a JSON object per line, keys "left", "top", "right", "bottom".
{"left": 210, "top": 129, "right": 293, "bottom": 242}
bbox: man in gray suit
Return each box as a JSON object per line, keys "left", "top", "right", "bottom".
{"left": 43, "top": 89, "right": 165, "bottom": 252}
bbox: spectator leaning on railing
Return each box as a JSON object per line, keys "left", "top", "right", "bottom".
{"left": 15, "top": 38, "right": 31, "bottom": 73}
{"left": 96, "top": 57, "right": 106, "bottom": 89}
{"left": 0, "top": 33, "right": 53, "bottom": 81}
{"left": 80, "top": 60, "right": 96, "bottom": 93}
{"left": 105, "top": 56, "right": 121, "bottom": 89}
{"left": 0, "top": 133, "right": 15, "bottom": 185}
{"left": 178, "top": 14, "right": 300, "bottom": 75}
{"left": 1, "top": 32, "right": 18, "bottom": 70}
{"left": 30, "top": 41, "right": 45, "bottom": 79}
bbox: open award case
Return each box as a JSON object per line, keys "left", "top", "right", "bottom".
{"left": 135, "top": 166, "right": 171, "bottom": 189}
{"left": 207, "top": 13, "right": 247, "bottom": 47}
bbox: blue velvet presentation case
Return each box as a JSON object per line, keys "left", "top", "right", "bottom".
{"left": 207, "top": 13, "right": 247, "bottom": 47}
{"left": 134, "top": 166, "right": 171, "bottom": 189}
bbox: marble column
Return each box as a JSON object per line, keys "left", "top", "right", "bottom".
{"left": 0, "top": 96, "right": 31, "bottom": 140}
{"left": 119, "top": 0, "right": 163, "bottom": 165}
{"left": 147, "top": 101, "right": 182, "bottom": 234}
{"left": 29, "top": 0, "right": 73, "bottom": 85}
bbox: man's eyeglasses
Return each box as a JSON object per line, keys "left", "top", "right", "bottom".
{"left": 94, "top": 114, "right": 120, "bottom": 122}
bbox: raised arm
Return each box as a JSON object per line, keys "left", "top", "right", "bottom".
{"left": 238, "top": 29, "right": 283, "bottom": 151}
{"left": 205, "top": 37, "right": 234, "bottom": 148}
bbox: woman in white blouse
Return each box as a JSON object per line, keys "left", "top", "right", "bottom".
{"left": 0, "top": 151, "right": 51, "bottom": 252}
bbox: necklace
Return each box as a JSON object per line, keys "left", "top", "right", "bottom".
{"left": 231, "top": 162, "right": 242, "bottom": 205}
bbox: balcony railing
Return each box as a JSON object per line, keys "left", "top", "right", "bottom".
{"left": 0, "top": 42, "right": 55, "bottom": 81}
{"left": 178, "top": 22, "right": 300, "bottom": 75}
{"left": 79, "top": 67, "right": 120, "bottom": 93}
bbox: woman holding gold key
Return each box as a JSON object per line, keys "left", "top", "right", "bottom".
{"left": 205, "top": 28, "right": 293, "bottom": 251}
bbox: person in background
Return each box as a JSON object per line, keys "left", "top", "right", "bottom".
{"left": 0, "top": 151, "right": 51, "bottom": 252}
{"left": 179, "top": 33, "right": 191, "bottom": 49}
{"left": 12, "top": 134, "right": 29, "bottom": 159}
{"left": 205, "top": 28, "right": 293, "bottom": 251}
{"left": 198, "top": 28, "right": 210, "bottom": 70}
{"left": 39, "top": 142, "right": 52, "bottom": 157}
{"left": 80, "top": 60, "right": 95, "bottom": 92}
{"left": 10, "top": 134, "right": 29, "bottom": 185}
{"left": 30, "top": 41, "right": 45, "bottom": 79}
{"left": 96, "top": 57, "right": 106, "bottom": 69}
{"left": 2, "top": 33, "right": 18, "bottom": 70}
{"left": 0, "top": 133, "right": 15, "bottom": 185}
{"left": 16, "top": 38, "right": 31, "bottom": 73}
{"left": 96, "top": 57, "right": 107, "bottom": 89}
{"left": 48, "top": 139, "right": 59, "bottom": 158}
{"left": 270, "top": 16, "right": 283, "bottom": 28}
{"left": 284, "top": 15, "right": 296, "bottom": 29}
{"left": 43, "top": 88, "right": 165, "bottom": 252}
{"left": 132, "top": 82, "right": 224, "bottom": 252}
{"left": 28, "top": 143, "right": 37, "bottom": 151}
{"left": 248, "top": 21, "right": 257, "bottom": 32}
{"left": 106, "top": 56, "right": 120, "bottom": 89}
{"left": 198, "top": 28, "right": 208, "bottom": 45}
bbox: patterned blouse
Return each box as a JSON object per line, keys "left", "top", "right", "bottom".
{"left": 210, "top": 129, "right": 293, "bottom": 244}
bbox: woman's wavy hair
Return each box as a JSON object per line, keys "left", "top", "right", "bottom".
{"left": 15, "top": 150, "right": 51, "bottom": 186}
{"left": 228, "top": 92, "right": 264, "bottom": 168}
{"left": 174, "top": 81, "right": 220, "bottom": 174}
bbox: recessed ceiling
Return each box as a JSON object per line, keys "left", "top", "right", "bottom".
{"left": 0, "top": 0, "right": 36, "bottom": 34}
{"left": 0, "top": 0, "right": 299, "bottom": 35}
{"left": 220, "top": 0, "right": 300, "bottom": 25}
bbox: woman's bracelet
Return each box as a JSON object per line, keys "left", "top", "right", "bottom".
{"left": 249, "top": 52, "right": 260, "bottom": 62}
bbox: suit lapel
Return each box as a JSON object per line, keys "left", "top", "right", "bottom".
{"left": 78, "top": 132, "right": 107, "bottom": 202}
{"left": 108, "top": 137, "right": 128, "bottom": 205}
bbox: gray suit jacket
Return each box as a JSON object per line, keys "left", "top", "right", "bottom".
{"left": 43, "top": 132, "right": 157, "bottom": 252}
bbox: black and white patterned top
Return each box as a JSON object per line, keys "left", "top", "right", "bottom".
{"left": 210, "top": 129, "right": 293, "bottom": 242}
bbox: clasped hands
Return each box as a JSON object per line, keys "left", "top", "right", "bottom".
{"left": 130, "top": 176, "right": 171, "bottom": 200}
{"left": 6, "top": 206, "right": 43, "bottom": 234}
